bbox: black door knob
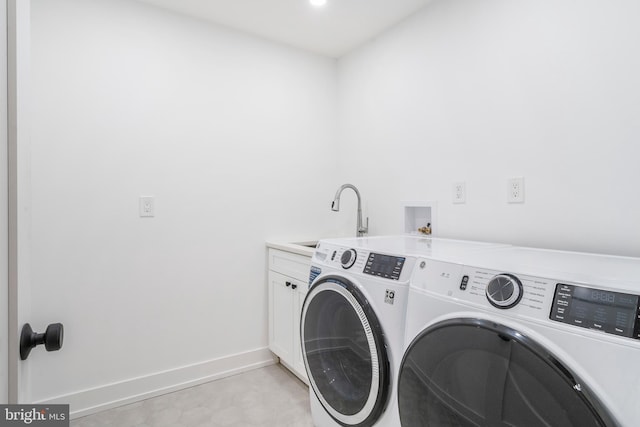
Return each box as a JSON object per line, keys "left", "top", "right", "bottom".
{"left": 20, "top": 323, "right": 64, "bottom": 360}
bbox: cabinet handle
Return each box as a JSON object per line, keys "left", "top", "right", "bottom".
{"left": 285, "top": 281, "right": 291, "bottom": 287}
{"left": 291, "top": 284, "right": 298, "bottom": 290}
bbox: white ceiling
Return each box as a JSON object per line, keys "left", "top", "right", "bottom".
{"left": 135, "top": 0, "right": 432, "bottom": 58}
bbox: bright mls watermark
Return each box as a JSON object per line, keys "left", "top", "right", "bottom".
{"left": 1, "top": 405, "right": 69, "bottom": 426}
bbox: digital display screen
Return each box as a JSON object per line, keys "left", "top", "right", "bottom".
{"left": 551, "top": 283, "right": 640, "bottom": 339}
{"left": 363, "top": 253, "right": 405, "bottom": 280}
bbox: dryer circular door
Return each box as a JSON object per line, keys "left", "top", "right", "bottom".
{"left": 398, "top": 318, "right": 617, "bottom": 427}
{"left": 301, "top": 276, "right": 390, "bottom": 427}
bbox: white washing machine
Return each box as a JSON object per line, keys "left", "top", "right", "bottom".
{"left": 399, "top": 246, "right": 640, "bottom": 427}
{"left": 301, "top": 235, "right": 507, "bottom": 427}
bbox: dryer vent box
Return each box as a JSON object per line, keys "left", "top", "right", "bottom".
{"left": 403, "top": 201, "right": 437, "bottom": 236}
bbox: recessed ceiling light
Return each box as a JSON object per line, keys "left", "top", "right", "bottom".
{"left": 310, "top": 0, "right": 327, "bottom": 7}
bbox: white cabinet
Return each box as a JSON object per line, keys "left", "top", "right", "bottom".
{"left": 267, "top": 248, "right": 311, "bottom": 382}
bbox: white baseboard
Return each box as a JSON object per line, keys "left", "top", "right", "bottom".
{"left": 36, "top": 347, "right": 277, "bottom": 419}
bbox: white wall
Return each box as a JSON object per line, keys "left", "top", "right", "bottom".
{"left": 29, "top": 0, "right": 342, "bottom": 412}
{"left": 337, "top": 0, "right": 640, "bottom": 257}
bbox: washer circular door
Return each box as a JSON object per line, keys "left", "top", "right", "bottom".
{"left": 398, "top": 318, "right": 617, "bottom": 427}
{"left": 301, "top": 276, "right": 390, "bottom": 427}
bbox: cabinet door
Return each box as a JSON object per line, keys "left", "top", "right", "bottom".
{"left": 268, "top": 249, "right": 311, "bottom": 282}
{"left": 292, "top": 283, "right": 309, "bottom": 382}
{"left": 268, "top": 271, "right": 294, "bottom": 363}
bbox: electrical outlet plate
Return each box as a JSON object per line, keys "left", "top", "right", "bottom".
{"left": 139, "top": 196, "right": 155, "bottom": 217}
{"left": 507, "top": 177, "right": 524, "bottom": 203}
{"left": 453, "top": 182, "right": 466, "bottom": 204}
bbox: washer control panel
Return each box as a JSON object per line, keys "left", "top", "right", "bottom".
{"left": 312, "top": 242, "right": 414, "bottom": 283}
{"left": 550, "top": 283, "right": 640, "bottom": 340}
{"left": 363, "top": 253, "right": 406, "bottom": 280}
{"left": 340, "top": 249, "right": 358, "bottom": 269}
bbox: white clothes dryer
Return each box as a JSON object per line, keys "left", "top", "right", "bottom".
{"left": 301, "top": 235, "right": 507, "bottom": 427}
{"left": 399, "top": 246, "right": 640, "bottom": 427}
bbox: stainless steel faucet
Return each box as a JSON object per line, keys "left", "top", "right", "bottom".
{"left": 331, "top": 184, "right": 369, "bottom": 237}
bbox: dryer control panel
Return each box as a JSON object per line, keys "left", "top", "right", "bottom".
{"left": 411, "top": 259, "right": 557, "bottom": 321}
{"left": 412, "top": 258, "right": 640, "bottom": 342}
{"left": 550, "top": 283, "right": 640, "bottom": 340}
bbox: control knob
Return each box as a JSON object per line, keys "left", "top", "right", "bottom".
{"left": 486, "top": 274, "right": 523, "bottom": 309}
{"left": 341, "top": 249, "right": 357, "bottom": 269}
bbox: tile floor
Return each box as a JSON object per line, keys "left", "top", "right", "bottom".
{"left": 71, "top": 364, "right": 313, "bottom": 427}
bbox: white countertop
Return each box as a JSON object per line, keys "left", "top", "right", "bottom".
{"left": 266, "top": 240, "right": 317, "bottom": 257}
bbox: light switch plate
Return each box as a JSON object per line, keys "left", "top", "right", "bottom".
{"left": 139, "top": 196, "right": 155, "bottom": 217}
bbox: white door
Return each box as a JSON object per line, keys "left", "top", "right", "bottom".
{"left": 1, "top": 0, "right": 9, "bottom": 405}
{"left": 5, "top": 0, "right": 34, "bottom": 404}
